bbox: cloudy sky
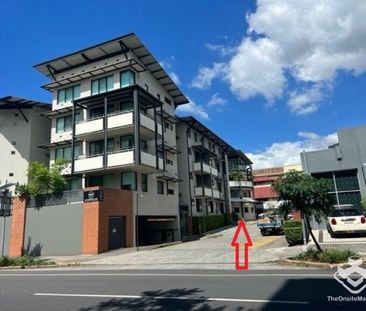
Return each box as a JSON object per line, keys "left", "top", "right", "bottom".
{"left": 1, "top": 0, "right": 365, "bottom": 168}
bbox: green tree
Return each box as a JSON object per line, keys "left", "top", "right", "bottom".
{"left": 15, "top": 160, "right": 68, "bottom": 200}
{"left": 272, "top": 171, "right": 334, "bottom": 251}
{"left": 361, "top": 197, "right": 366, "bottom": 215}
{"left": 231, "top": 170, "right": 245, "bottom": 181}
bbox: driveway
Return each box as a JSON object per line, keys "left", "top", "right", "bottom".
{"left": 76, "top": 222, "right": 303, "bottom": 270}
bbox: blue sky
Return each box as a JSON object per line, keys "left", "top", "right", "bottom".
{"left": 1, "top": 0, "right": 366, "bottom": 168}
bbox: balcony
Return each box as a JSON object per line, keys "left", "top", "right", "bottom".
{"left": 193, "top": 162, "right": 218, "bottom": 176}
{"left": 108, "top": 112, "right": 133, "bottom": 130}
{"left": 107, "top": 150, "right": 134, "bottom": 167}
{"left": 74, "top": 155, "right": 103, "bottom": 172}
{"left": 75, "top": 117, "right": 103, "bottom": 136}
{"left": 229, "top": 180, "right": 253, "bottom": 188}
{"left": 140, "top": 113, "right": 162, "bottom": 135}
{"left": 194, "top": 187, "right": 221, "bottom": 198}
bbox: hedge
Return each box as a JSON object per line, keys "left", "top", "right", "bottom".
{"left": 192, "top": 213, "right": 232, "bottom": 234}
{"left": 283, "top": 220, "right": 305, "bottom": 246}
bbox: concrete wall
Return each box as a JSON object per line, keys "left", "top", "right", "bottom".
{"left": 0, "top": 215, "right": 12, "bottom": 256}
{"left": 24, "top": 203, "right": 83, "bottom": 256}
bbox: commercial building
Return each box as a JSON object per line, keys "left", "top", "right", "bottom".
{"left": 253, "top": 164, "right": 302, "bottom": 214}
{"left": 301, "top": 125, "right": 366, "bottom": 209}
{"left": 0, "top": 96, "right": 51, "bottom": 196}
{"left": 176, "top": 117, "right": 254, "bottom": 230}
{"left": 33, "top": 33, "right": 189, "bottom": 248}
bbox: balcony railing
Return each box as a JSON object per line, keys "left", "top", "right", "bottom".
{"left": 193, "top": 162, "right": 219, "bottom": 176}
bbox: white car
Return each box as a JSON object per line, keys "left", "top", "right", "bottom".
{"left": 327, "top": 205, "right": 366, "bottom": 238}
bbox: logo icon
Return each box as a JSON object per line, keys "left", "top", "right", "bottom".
{"left": 334, "top": 257, "right": 366, "bottom": 294}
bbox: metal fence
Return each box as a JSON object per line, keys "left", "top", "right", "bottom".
{"left": 28, "top": 190, "right": 83, "bottom": 208}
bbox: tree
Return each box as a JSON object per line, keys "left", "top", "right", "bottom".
{"left": 361, "top": 197, "right": 366, "bottom": 215}
{"left": 15, "top": 160, "right": 68, "bottom": 200}
{"left": 231, "top": 170, "right": 244, "bottom": 181}
{"left": 272, "top": 171, "right": 334, "bottom": 252}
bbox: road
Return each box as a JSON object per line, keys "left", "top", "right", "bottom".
{"left": 0, "top": 269, "right": 362, "bottom": 310}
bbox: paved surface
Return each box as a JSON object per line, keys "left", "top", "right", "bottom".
{"left": 0, "top": 269, "right": 361, "bottom": 310}
{"left": 47, "top": 222, "right": 303, "bottom": 270}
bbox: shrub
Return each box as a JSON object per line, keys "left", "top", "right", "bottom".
{"left": 283, "top": 220, "right": 304, "bottom": 246}
{"left": 192, "top": 214, "right": 231, "bottom": 234}
{"left": 295, "top": 248, "right": 357, "bottom": 264}
{"left": 0, "top": 256, "right": 55, "bottom": 267}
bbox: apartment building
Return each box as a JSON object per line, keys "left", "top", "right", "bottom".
{"left": 227, "top": 150, "right": 256, "bottom": 220}
{"left": 34, "top": 33, "right": 189, "bottom": 246}
{"left": 253, "top": 164, "right": 302, "bottom": 214}
{"left": 0, "top": 96, "right": 51, "bottom": 196}
{"left": 176, "top": 117, "right": 254, "bottom": 231}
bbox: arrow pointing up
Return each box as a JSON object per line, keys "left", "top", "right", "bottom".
{"left": 231, "top": 219, "right": 253, "bottom": 270}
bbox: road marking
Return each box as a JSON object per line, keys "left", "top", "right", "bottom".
{"left": 252, "top": 236, "right": 281, "bottom": 249}
{"left": 34, "top": 292, "right": 309, "bottom": 305}
{"left": 0, "top": 272, "right": 332, "bottom": 278}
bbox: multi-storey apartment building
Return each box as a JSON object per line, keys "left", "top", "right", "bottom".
{"left": 176, "top": 117, "right": 254, "bottom": 232}
{"left": 227, "top": 151, "right": 256, "bottom": 220}
{"left": 0, "top": 96, "right": 51, "bottom": 196}
{"left": 34, "top": 33, "right": 189, "bottom": 246}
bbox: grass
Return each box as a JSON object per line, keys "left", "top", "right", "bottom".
{"left": 294, "top": 248, "right": 359, "bottom": 264}
{"left": 0, "top": 255, "right": 55, "bottom": 268}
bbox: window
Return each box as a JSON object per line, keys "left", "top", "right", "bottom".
{"left": 194, "top": 132, "right": 198, "bottom": 142}
{"left": 120, "top": 70, "right": 135, "bottom": 88}
{"left": 166, "top": 159, "right": 173, "bottom": 165}
{"left": 89, "top": 105, "right": 114, "bottom": 119}
{"left": 9, "top": 173, "right": 14, "bottom": 177}
{"left": 196, "top": 199, "right": 202, "bottom": 212}
{"left": 11, "top": 151, "right": 15, "bottom": 155}
{"left": 141, "top": 174, "right": 148, "bottom": 192}
{"left": 164, "top": 97, "right": 172, "bottom": 105}
{"left": 57, "top": 85, "right": 80, "bottom": 105}
{"left": 244, "top": 207, "right": 249, "bottom": 213}
{"left": 144, "top": 84, "right": 149, "bottom": 91}
{"left": 141, "top": 139, "right": 147, "bottom": 152}
{"left": 121, "top": 171, "right": 137, "bottom": 190}
{"left": 187, "top": 130, "right": 191, "bottom": 138}
{"left": 157, "top": 180, "right": 164, "bottom": 194}
{"left": 66, "top": 178, "right": 82, "bottom": 190}
{"left": 56, "top": 113, "right": 80, "bottom": 133}
{"left": 188, "top": 147, "right": 192, "bottom": 155}
{"left": 88, "top": 175, "right": 103, "bottom": 187}
{"left": 120, "top": 135, "right": 134, "bottom": 150}
{"left": 189, "top": 172, "right": 193, "bottom": 179}
{"left": 157, "top": 94, "right": 161, "bottom": 100}
{"left": 168, "top": 189, "right": 174, "bottom": 195}
{"left": 209, "top": 201, "right": 214, "bottom": 213}
{"left": 11, "top": 141, "right": 16, "bottom": 146}
{"left": 120, "top": 100, "right": 133, "bottom": 113}
{"left": 55, "top": 145, "right": 80, "bottom": 161}
{"left": 90, "top": 139, "right": 114, "bottom": 155}
{"left": 91, "top": 75, "right": 114, "bottom": 95}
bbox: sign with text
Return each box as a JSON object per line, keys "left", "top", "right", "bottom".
{"left": 83, "top": 190, "right": 104, "bottom": 202}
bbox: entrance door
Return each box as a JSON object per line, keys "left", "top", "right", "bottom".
{"left": 108, "top": 217, "right": 125, "bottom": 250}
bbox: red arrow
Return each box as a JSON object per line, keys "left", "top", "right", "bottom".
{"left": 231, "top": 219, "right": 253, "bottom": 270}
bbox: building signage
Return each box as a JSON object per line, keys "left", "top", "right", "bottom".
{"left": 253, "top": 167, "right": 284, "bottom": 176}
{"left": 83, "top": 190, "right": 104, "bottom": 202}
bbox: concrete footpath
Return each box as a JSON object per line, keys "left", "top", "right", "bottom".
{"left": 45, "top": 222, "right": 304, "bottom": 270}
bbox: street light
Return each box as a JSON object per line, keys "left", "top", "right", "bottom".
{"left": 135, "top": 192, "right": 143, "bottom": 251}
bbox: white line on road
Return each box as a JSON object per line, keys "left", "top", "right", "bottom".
{"left": 34, "top": 293, "right": 309, "bottom": 305}
{"left": 0, "top": 272, "right": 332, "bottom": 278}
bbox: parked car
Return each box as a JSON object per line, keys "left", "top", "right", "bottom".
{"left": 327, "top": 205, "right": 366, "bottom": 238}
{"left": 257, "top": 213, "right": 283, "bottom": 236}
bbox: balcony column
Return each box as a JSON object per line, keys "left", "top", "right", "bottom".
{"left": 103, "top": 96, "right": 108, "bottom": 169}
{"left": 133, "top": 89, "right": 140, "bottom": 165}
{"left": 159, "top": 103, "right": 165, "bottom": 171}
{"left": 224, "top": 152, "right": 232, "bottom": 214}
{"left": 71, "top": 100, "right": 76, "bottom": 174}
{"left": 153, "top": 101, "right": 158, "bottom": 169}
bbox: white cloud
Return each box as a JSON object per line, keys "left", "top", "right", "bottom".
{"left": 170, "top": 72, "right": 180, "bottom": 85}
{"left": 247, "top": 131, "right": 338, "bottom": 169}
{"left": 192, "top": 0, "right": 366, "bottom": 114}
{"left": 176, "top": 97, "right": 209, "bottom": 120}
{"left": 160, "top": 57, "right": 180, "bottom": 85}
{"left": 207, "top": 93, "right": 227, "bottom": 107}
{"left": 205, "top": 43, "right": 236, "bottom": 56}
{"left": 190, "top": 63, "right": 225, "bottom": 89}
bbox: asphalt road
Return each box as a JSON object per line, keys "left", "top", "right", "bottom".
{"left": 0, "top": 269, "right": 363, "bottom": 310}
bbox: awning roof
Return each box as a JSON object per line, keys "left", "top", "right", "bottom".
{"left": 38, "top": 138, "right": 82, "bottom": 149}
{"left": 39, "top": 106, "right": 80, "bottom": 118}
{"left": 34, "top": 33, "right": 189, "bottom": 106}
{"left": 179, "top": 116, "right": 252, "bottom": 164}
{"left": 0, "top": 96, "right": 50, "bottom": 109}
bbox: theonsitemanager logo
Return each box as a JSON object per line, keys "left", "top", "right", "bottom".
{"left": 334, "top": 257, "right": 366, "bottom": 294}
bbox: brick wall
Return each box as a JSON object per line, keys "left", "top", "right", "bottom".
{"left": 9, "top": 198, "right": 27, "bottom": 257}
{"left": 82, "top": 187, "right": 134, "bottom": 255}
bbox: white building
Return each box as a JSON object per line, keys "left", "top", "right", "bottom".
{"left": 0, "top": 96, "right": 51, "bottom": 196}
{"left": 34, "top": 33, "right": 189, "bottom": 245}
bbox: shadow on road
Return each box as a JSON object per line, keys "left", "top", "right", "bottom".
{"left": 79, "top": 287, "right": 248, "bottom": 311}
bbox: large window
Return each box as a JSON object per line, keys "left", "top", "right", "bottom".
{"left": 141, "top": 174, "right": 148, "bottom": 192}
{"left": 121, "top": 171, "right": 137, "bottom": 190}
{"left": 89, "top": 105, "right": 114, "bottom": 119}
{"left": 55, "top": 145, "right": 80, "bottom": 161}
{"left": 120, "top": 70, "right": 135, "bottom": 88}
{"left": 66, "top": 178, "right": 82, "bottom": 190}
{"left": 157, "top": 180, "right": 164, "bottom": 194}
{"left": 57, "top": 85, "right": 80, "bottom": 105}
{"left": 88, "top": 174, "right": 114, "bottom": 188}
{"left": 120, "top": 100, "right": 133, "bottom": 113}
{"left": 91, "top": 75, "right": 114, "bottom": 95}
{"left": 120, "top": 135, "right": 134, "bottom": 150}
{"left": 56, "top": 113, "right": 80, "bottom": 133}
{"left": 89, "top": 139, "right": 114, "bottom": 156}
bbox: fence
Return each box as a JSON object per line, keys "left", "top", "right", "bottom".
{"left": 28, "top": 190, "right": 83, "bottom": 207}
